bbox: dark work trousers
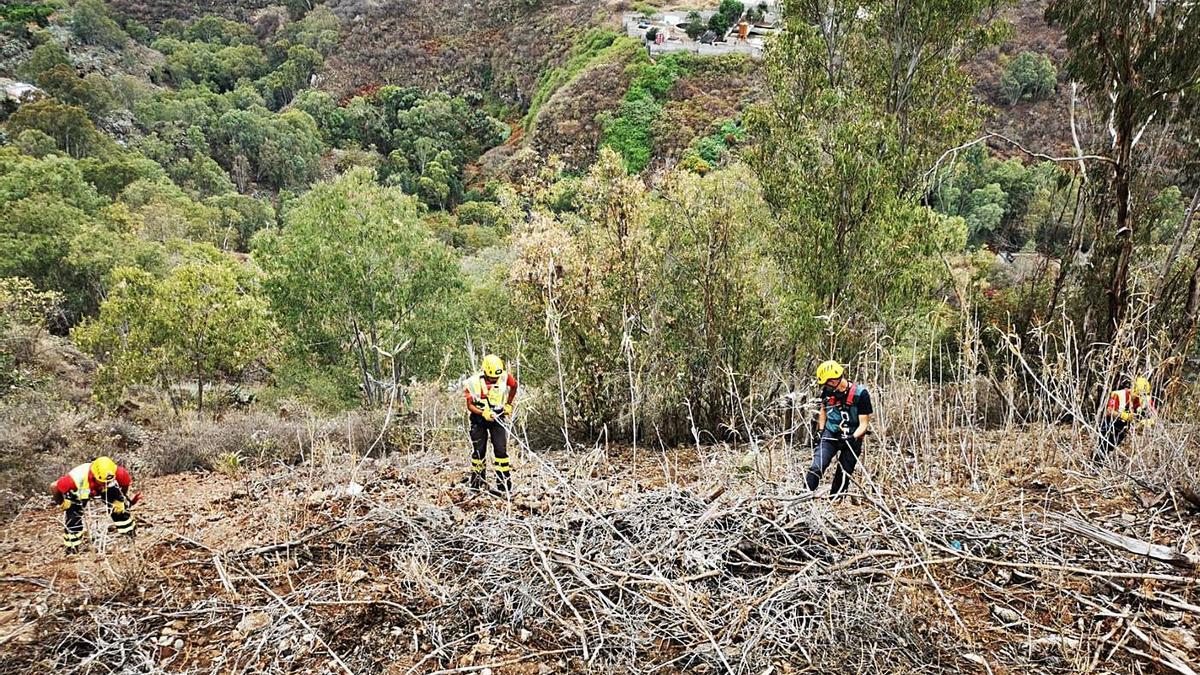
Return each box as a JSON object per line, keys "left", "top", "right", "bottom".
{"left": 63, "top": 485, "right": 135, "bottom": 550}
{"left": 1095, "top": 418, "right": 1129, "bottom": 459}
{"left": 806, "top": 436, "right": 864, "bottom": 496}
{"left": 470, "top": 416, "right": 510, "bottom": 492}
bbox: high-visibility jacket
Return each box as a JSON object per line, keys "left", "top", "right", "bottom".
{"left": 53, "top": 463, "right": 132, "bottom": 502}
{"left": 1106, "top": 389, "right": 1153, "bottom": 420}
{"left": 464, "top": 372, "right": 517, "bottom": 413}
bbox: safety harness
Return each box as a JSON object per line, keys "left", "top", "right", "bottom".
{"left": 826, "top": 384, "right": 858, "bottom": 438}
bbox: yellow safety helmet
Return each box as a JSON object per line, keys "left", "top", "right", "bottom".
{"left": 482, "top": 354, "right": 505, "bottom": 379}
{"left": 1133, "top": 377, "right": 1151, "bottom": 397}
{"left": 816, "top": 360, "right": 844, "bottom": 385}
{"left": 91, "top": 456, "right": 117, "bottom": 484}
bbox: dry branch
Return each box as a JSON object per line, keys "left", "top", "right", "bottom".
{"left": 1059, "top": 516, "right": 1199, "bottom": 569}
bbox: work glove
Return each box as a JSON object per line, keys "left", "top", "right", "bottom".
{"left": 1138, "top": 418, "right": 1156, "bottom": 429}
{"left": 503, "top": 404, "right": 513, "bottom": 418}
{"left": 111, "top": 500, "right": 126, "bottom": 515}
{"left": 482, "top": 408, "right": 494, "bottom": 422}
{"left": 60, "top": 498, "right": 74, "bottom": 511}
{"left": 1120, "top": 411, "right": 1133, "bottom": 422}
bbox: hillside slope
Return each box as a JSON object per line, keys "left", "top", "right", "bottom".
{"left": 106, "top": 0, "right": 614, "bottom": 106}
{"left": 4, "top": 433, "right": 1198, "bottom": 673}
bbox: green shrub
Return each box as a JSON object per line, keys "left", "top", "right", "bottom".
{"left": 70, "top": 0, "right": 128, "bottom": 48}
{"left": 684, "top": 11, "right": 705, "bottom": 39}
{"left": 0, "top": 2, "right": 53, "bottom": 39}
{"left": 525, "top": 28, "right": 619, "bottom": 130}
{"left": 35, "top": 65, "right": 118, "bottom": 119}
{"left": 1000, "top": 51, "right": 1056, "bottom": 104}
{"left": 6, "top": 98, "right": 101, "bottom": 158}
{"left": 14, "top": 129, "right": 58, "bottom": 158}
{"left": 600, "top": 53, "right": 692, "bottom": 172}
{"left": 709, "top": 0, "right": 744, "bottom": 35}
{"left": 17, "top": 40, "right": 70, "bottom": 80}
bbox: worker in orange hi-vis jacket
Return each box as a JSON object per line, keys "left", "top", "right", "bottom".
{"left": 49, "top": 456, "right": 137, "bottom": 553}
{"left": 1094, "top": 377, "right": 1156, "bottom": 460}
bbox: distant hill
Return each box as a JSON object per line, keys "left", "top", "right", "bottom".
{"left": 969, "top": 0, "right": 1081, "bottom": 158}
{"left": 110, "top": 0, "right": 274, "bottom": 24}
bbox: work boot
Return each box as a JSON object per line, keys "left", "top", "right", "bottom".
{"left": 494, "top": 471, "right": 511, "bottom": 497}
{"left": 469, "top": 472, "right": 486, "bottom": 491}
{"left": 63, "top": 529, "right": 85, "bottom": 554}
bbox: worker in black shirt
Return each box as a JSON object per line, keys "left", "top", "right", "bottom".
{"left": 807, "top": 360, "right": 874, "bottom": 497}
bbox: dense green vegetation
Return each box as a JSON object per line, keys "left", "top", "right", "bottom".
{"left": 0, "top": 2, "right": 53, "bottom": 38}
{"left": 524, "top": 28, "right": 622, "bottom": 131}
{"left": 600, "top": 52, "right": 694, "bottom": 172}
{"left": 1000, "top": 51, "right": 1057, "bottom": 104}
{"left": 708, "top": 0, "right": 745, "bottom": 35}
{"left": 1, "top": 0, "right": 1198, "bottom": 449}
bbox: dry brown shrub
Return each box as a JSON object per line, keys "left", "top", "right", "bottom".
{"left": 0, "top": 393, "right": 95, "bottom": 502}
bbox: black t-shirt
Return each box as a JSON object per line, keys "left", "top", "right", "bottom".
{"left": 852, "top": 386, "right": 873, "bottom": 415}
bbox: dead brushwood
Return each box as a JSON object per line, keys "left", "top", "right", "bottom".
{"left": 9, "top": 426, "right": 1199, "bottom": 675}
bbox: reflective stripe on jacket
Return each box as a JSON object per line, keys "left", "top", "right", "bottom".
{"left": 465, "top": 373, "right": 510, "bottom": 412}
{"left": 67, "top": 463, "right": 93, "bottom": 500}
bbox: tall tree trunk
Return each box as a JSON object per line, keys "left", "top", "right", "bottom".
{"left": 1046, "top": 185, "right": 1087, "bottom": 317}
{"left": 1106, "top": 93, "right": 1135, "bottom": 336}
{"left": 196, "top": 366, "right": 205, "bottom": 419}
{"left": 1153, "top": 189, "right": 1200, "bottom": 305}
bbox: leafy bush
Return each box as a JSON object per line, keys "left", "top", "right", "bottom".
{"left": 17, "top": 40, "right": 70, "bottom": 80}
{"left": 526, "top": 28, "right": 619, "bottom": 129}
{"left": 73, "top": 253, "right": 276, "bottom": 415}
{"left": 183, "top": 15, "right": 256, "bottom": 46}
{"left": 14, "top": 129, "right": 57, "bottom": 157}
{"left": 70, "top": 0, "right": 128, "bottom": 49}
{"left": 0, "top": 2, "right": 53, "bottom": 39}
{"left": 157, "top": 40, "right": 270, "bottom": 92}
{"left": 708, "top": 0, "right": 744, "bottom": 35}
{"left": 256, "top": 44, "right": 322, "bottom": 110}
{"left": 684, "top": 11, "right": 705, "bottom": 39}
{"left": 1000, "top": 51, "right": 1057, "bottom": 104}
{"left": 35, "top": 65, "right": 118, "bottom": 119}
{"left": 691, "top": 119, "right": 745, "bottom": 166}
{"left": 930, "top": 146, "right": 1065, "bottom": 248}
{"left": 600, "top": 52, "right": 692, "bottom": 172}
{"left": 6, "top": 99, "right": 102, "bottom": 157}
{"left": 204, "top": 193, "right": 276, "bottom": 252}
{"left": 254, "top": 169, "right": 466, "bottom": 407}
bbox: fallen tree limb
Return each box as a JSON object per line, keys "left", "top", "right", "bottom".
{"left": 1059, "top": 516, "right": 1199, "bottom": 569}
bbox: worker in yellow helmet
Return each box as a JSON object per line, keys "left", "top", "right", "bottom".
{"left": 464, "top": 354, "right": 519, "bottom": 494}
{"left": 1095, "top": 376, "right": 1155, "bottom": 459}
{"left": 807, "top": 360, "right": 873, "bottom": 497}
{"left": 49, "top": 456, "right": 138, "bottom": 553}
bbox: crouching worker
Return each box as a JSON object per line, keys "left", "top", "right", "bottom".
{"left": 807, "top": 360, "right": 873, "bottom": 497}
{"left": 465, "top": 354, "right": 518, "bottom": 494}
{"left": 1095, "top": 377, "right": 1155, "bottom": 459}
{"left": 50, "top": 456, "right": 136, "bottom": 553}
